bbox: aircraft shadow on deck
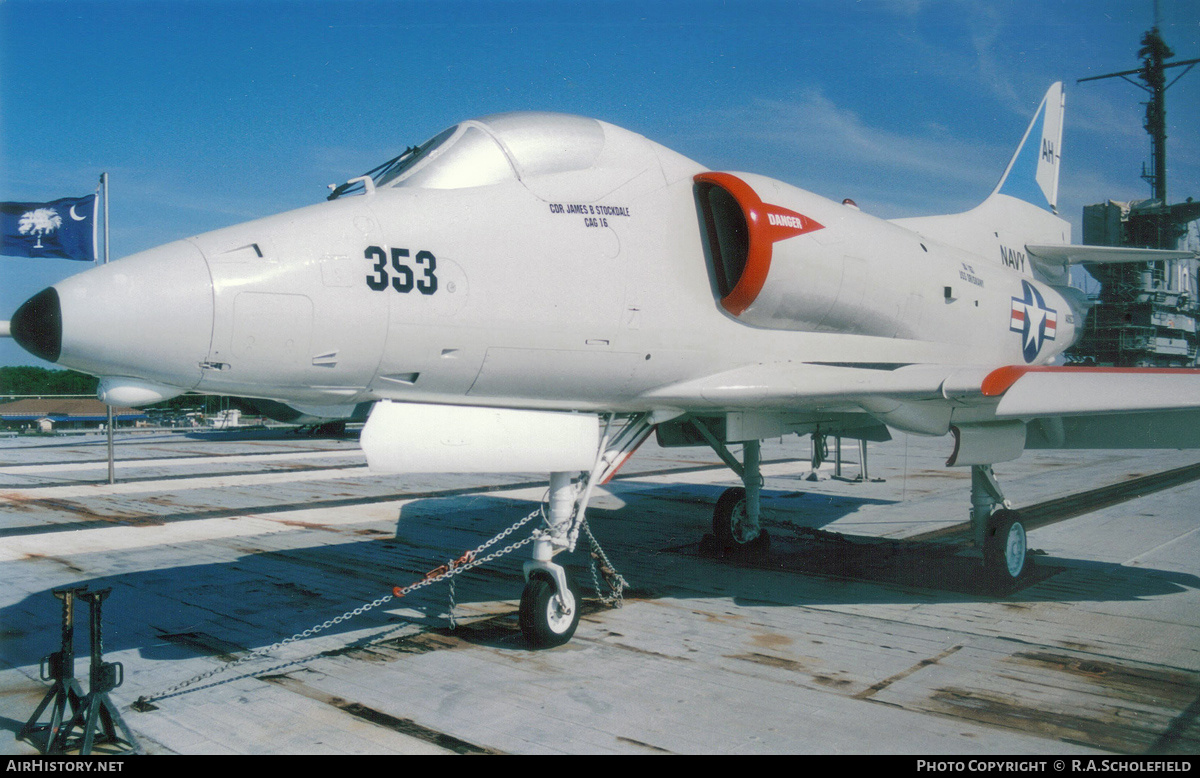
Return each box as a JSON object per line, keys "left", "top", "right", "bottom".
{"left": 3, "top": 486, "right": 1196, "bottom": 671}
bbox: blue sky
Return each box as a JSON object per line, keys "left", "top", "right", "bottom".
{"left": 3, "top": 0, "right": 1198, "bottom": 367}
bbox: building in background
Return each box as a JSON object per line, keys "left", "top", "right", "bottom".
{"left": 0, "top": 398, "right": 145, "bottom": 433}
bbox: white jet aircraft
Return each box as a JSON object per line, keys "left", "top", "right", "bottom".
{"left": 8, "top": 83, "right": 1200, "bottom": 646}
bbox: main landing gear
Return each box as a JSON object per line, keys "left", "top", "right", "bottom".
{"left": 694, "top": 433, "right": 770, "bottom": 561}
{"left": 971, "top": 464, "right": 1029, "bottom": 587}
{"left": 694, "top": 428, "right": 1028, "bottom": 591}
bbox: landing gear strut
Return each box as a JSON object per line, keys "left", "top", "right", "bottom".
{"left": 520, "top": 471, "right": 582, "bottom": 648}
{"left": 970, "top": 464, "right": 1029, "bottom": 586}
{"left": 692, "top": 430, "right": 770, "bottom": 560}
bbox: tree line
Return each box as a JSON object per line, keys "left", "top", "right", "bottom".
{"left": 0, "top": 367, "right": 253, "bottom": 414}
{"left": 0, "top": 367, "right": 201, "bottom": 410}
{"left": 0, "top": 366, "right": 99, "bottom": 396}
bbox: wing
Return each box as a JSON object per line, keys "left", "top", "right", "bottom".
{"left": 640, "top": 362, "right": 1200, "bottom": 457}
{"left": 983, "top": 365, "right": 1200, "bottom": 450}
{"left": 642, "top": 362, "right": 980, "bottom": 410}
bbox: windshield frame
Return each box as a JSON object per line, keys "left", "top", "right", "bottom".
{"left": 327, "top": 125, "right": 460, "bottom": 200}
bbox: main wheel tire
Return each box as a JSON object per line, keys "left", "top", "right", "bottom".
{"left": 983, "top": 509, "right": 1028, "bottom": 585}
{"left": 519, "top": 575, "right": 581, "bottom": 648}
{"left": 712, "top": 487, "right": 770, "bottom": 559}
{"left": 713, "top": 486, "right": 748, "bottom": 549}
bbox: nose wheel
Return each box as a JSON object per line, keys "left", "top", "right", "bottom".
{"left": 519, "top": 575, "right": 581, "bottom": 648}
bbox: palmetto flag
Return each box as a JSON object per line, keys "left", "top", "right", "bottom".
{"left": 1, "top": 194, "right": 98, "bottom": 261}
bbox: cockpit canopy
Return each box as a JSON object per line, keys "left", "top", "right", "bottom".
{"left": 329, "top": 112, "right": 607, "bottom": 198}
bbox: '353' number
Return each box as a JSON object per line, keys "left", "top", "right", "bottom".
{"left": 365, "top": 246, "right": 438, "bottom": 295}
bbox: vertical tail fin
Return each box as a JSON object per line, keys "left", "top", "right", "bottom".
{"left": 991, "top": 82, "right": 1064, "bottom": 214}
{"left": 890, "top": 83, "right": 1070, "bottom": 260}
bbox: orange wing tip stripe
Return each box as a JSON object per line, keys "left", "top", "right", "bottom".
{"left": 981, "top": 365, "right": 1033, "bottom": 396}
{"left": 982, "top": 365, "right": 1200, "bottom": 396}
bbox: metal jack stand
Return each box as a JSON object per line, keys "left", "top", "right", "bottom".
{"left": 19, "top": 586, "right": 88, "bottom": 753}
{"left": 832, "top": 437, "right": 886, "bottom": 483}
{"left": 72, "top": 589, "right": 141, "bottom": 755}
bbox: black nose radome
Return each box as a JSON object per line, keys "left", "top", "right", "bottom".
{"left": 11, "top": 287, "right": 62, "bottom": 363}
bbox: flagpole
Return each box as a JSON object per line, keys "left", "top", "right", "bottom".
{"left": 92, "top": 180, "right": 100, "bottom": 267}
{"left": 102, "top": 172, "right": 115, "bottom": 485}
